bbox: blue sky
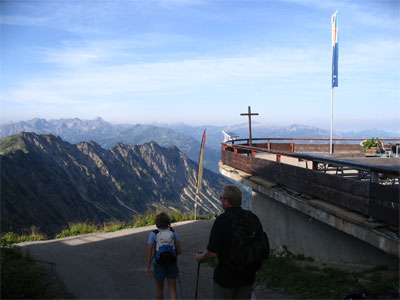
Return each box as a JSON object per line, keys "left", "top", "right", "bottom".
{"left": 1, "top": 0, "right": 399, "bottom": 132}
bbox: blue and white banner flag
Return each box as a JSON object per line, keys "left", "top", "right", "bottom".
{"left": 331, "top": 11, "right": 339, "bottom": 88}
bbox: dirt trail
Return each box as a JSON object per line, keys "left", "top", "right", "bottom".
{"left": 19, "top": 220, "right": 287, "bottom": 299}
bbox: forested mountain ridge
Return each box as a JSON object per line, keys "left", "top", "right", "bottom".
{"left": 0, "top": 132, "right": 226, "bottom": 237}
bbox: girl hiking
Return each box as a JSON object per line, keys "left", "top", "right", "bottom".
{"left": 146, "top": 212, "right": 182, "bottom": 300}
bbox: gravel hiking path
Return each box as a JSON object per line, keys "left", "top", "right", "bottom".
{"left": 19, "top": 220, "right": 289, "bottom": 299}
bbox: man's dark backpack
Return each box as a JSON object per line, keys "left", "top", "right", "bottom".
{"left": 153, "top": 228, "right": 176, "bottom": 268}
{"left": 226, "top": 210, "right": 270, "bottom": 272}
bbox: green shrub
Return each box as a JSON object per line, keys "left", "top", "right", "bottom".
{"left": 1, "top": 246, "right": 52, "bottom": 299}
{"left": 103, "top": 222, "right": 130, "bottom": 232}
{"left": 1, "top": 232, "right": 20, "bottom": 246}
{"left": 365, "top": 273, "right": 399, "bottom": 295}
{"left": 56, "top": 222, "right": 99, "bottom": 238}
{"left": 1, "top": 227, "right": 47, "bottom": 246}
{"left": 362, "top": 137, "right": 382, "bottom": 149}
{"left": 255, "top": 254, "right": 399, "bottom": 299}
{"left": 132, "top": 210, "right": 214, "bottom": 227}
{"left": 3, "top": 212, "right": 215, "bottom": 242}
{"left": 133, "top": 214, "right": 157, "bottom": 227}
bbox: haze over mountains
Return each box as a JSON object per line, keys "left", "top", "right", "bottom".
{"left": 160, "top": 122, "right": 399, "bottom": 149}
{"left": 1, "top": 132, "right": 228, "bottom": 237}
{"left": 0, "top": 117, "right": 221, "bottom": 173}
{"left": 1, "top": 117, "right": 397, "bottom": 174}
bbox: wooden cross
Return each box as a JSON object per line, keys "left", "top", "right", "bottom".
{"left": 240, "top": 106, "right": 259, "bottom": 146}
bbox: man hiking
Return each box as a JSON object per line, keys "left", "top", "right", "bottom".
{"left": 195, "top": 185, "right": 269, "bottom": 299}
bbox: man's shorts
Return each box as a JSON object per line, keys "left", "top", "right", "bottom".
{"left": 153, "top": 261, "right": 179, "bottom": 280}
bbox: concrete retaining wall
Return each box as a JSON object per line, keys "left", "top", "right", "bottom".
{"left": 252, "top": 191, "right": 399, "bottom": 268}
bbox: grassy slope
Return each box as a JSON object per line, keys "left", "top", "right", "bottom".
{"left": 256, "top": 254, "right": 399, "bottom": 299}
{"left": 0, "top": 133, "right": 28, "bottom": 155}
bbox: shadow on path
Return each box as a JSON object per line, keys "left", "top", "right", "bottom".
{"left": 20, "top": 220, "right": 215, "bottom": 299}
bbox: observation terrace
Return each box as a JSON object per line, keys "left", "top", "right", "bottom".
{"left": 219, "top": 137, "right": 400, "bottom": 267}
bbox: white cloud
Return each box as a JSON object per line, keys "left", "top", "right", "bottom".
{"left": 0, "top": 14, "right": 49, "bottom": 26}
{"left": 35, "top": 34, "right": 191, "bottom": 66}
{"left": 1, "top": 1, "right": 116, "bottom": 34}
{"left": 282, "top": 0, "right": 399, "bottom": 29}
{"left": 39, "top": 48, "right": 100, "bottom": 66}
{"left": 2, "top": 47, "right": 330, "bottom": 106}
{"left": 2, "top": 0, "right": 398, "bottom": 127}
{"left": 341, "top": 40, "right": 400, "bottom": 73}
{"left": 3, "top": 33, "right": 399, "bottom": 108}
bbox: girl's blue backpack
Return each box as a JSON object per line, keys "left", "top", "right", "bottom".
{"left": 153, "top": 228, "right": 176, "bottom": 267}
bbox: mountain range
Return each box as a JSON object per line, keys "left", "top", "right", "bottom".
{"left": 159, "top": 122, "right": 399, "bottom": 150}
{"left": 1, "top": 118, "right": 398, "bottom": 174}
{"left": 0, "top": 117, "right": 221, "bottom": 173}
{"left": 0, "top": 132, "right": 229, "bottom": 237}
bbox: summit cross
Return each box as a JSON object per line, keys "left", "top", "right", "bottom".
{"left": 240, "top": 106, "right": 259, "bottom": 146}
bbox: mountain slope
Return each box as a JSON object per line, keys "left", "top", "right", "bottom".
{"left": 0, "top": 118, "right": 221, "bottom": 173}
{"left": 0, "top": 132, "right": 226, "bottom": 236}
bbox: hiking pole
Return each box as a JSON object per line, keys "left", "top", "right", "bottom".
{"left": 194, "top": 261, "right": 201, "bottom": 300}
{"left": 176, "top": 256, "right": 184, "bottom": 299}
{"left": 177, "top": 273, "right": 184, "bottom": 299}
{"left": 176, "top": 256, "right": 183, "bottom": 299}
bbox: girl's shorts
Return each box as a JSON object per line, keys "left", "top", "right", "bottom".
{"left": 153, "top": 261, "right": 179, "bottom": 280}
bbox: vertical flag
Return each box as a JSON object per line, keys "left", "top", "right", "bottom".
{"left": 196, "top": 129, "right": 207, "bottom": 195}
{"left": 331, "top": 11, "right": 339, "bottom": 87}
{"left": 330, "top": 11, "right": 338, "bottom": 154}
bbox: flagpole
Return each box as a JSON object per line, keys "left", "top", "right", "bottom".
{"left": 195, "top": 129, "right": 207, "bottom": 221}
{"left": 194, "top": 196, "right": 198, "bottom": 221}
{"left": 330, "top": 87, "right": 333, "bottom": 154}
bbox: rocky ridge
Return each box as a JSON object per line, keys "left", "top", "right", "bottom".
{"left": 0, "top": 117, "right": 221, "bottom": 173}
{"left": 1, "top": 132, "right": 226, "bottom": 236}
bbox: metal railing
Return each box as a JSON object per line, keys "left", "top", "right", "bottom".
{"left": 221, "top": 138, "right": 400, "bottom": 225}
{"left": 222, "top": 138, "right": 400, "bottom": 184}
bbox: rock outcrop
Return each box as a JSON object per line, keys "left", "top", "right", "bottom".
{"left": 1, "top": 132, "right": 226, "bottom": 236}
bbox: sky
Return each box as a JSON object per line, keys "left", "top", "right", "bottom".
{"left": 1, "top": 0, "right": 399, "bottom": 132}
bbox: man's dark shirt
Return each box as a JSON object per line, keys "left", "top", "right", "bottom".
{"left": 207, "top": 207, "right": 259, "bottom": 288}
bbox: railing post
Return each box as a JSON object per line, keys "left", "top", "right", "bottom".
{"left": 267, "top": 139, "right": 271, "bottom": 150}
{"left": 291, "top": 141, "right": 294, "bottom": 152}
{"left": 370, "top": 171, "right": 379, "bottom": 183}
{"left": 276, "top": 155, "right": 281, "bottom": 162}
{"left": 312, "top": 161, "right": 318, "bottom": 170}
